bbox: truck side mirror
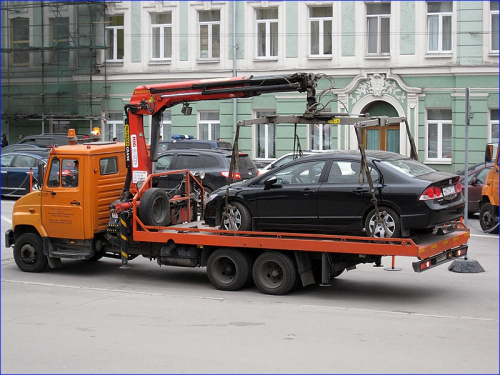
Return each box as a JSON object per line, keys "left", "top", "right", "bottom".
{"left": 485, "top": 144, "right": 494, "bottom": 163}
{"left": 37, "top": 163, "right": 45, "bottom": 188}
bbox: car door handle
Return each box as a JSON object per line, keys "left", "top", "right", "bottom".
{"left": 70, "top": 200, "right": 80, "bottom": 205}
{"left": 301, "top": 188, "right": 315, "bottom": 196}
{"left": 353, "top": 187, "right": 369, "bottom": 194}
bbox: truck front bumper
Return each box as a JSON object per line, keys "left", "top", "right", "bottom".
{"left": 5, "top": 229, "right": 14, "bottom": 248}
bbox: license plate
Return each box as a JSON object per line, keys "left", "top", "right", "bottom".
{"left": 442, "top": 186, "right": 455, "bottom": 197}
{"left": 436, "top": 253, "right": 447, "bottom": 263}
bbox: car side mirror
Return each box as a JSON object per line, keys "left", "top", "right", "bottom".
{"left": 485, "top": 144, "right": 494, "bottom": 163}
{"left": 264, "top": 176, "right": 278, "bottom": 189}
{"left": 470, "top": 177, "right": 477, "bottom": 185}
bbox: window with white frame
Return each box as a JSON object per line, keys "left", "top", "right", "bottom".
{"left": 50, "top": 17, "right": 70, "bottom": 64}
{"left": 151, "top": 13, "right": 172, "bottom": 61}
{"left": 256, "top": 111, "right": 276, "bottom": 159}
{"left": 427, "top": 2, "right": 452, "bottom": 53}
{"left": 309, "top": 6, "right": 332, "bottom": 57}
{"left": 105, "top": 15, "right": 124, "bottom": 61}
{"left": 426, "top": 109, "right": 452, "bottom": 161}
{"left": 199, "top": 10, "right": 220, "bottom": 59}
{"left": 310, "top": 123, "right": 332, "bottom": 151}
{"left": 11, "top": 17, "right": 29, "bottom": 65}
{"left": 256, "top": 8, "right": 278, "bottom": 58}
{"left": 490, "top": 109, "right": 499, "bottom": 144}
{"left": 161, "top": 111, "right": 172, "bottom": 141}
{"left": 366, "top": 2, "right": 391, "bottom": 55}
{"left": 199, "top": 112, "right": 220, "bottom": 140}
{"left": 491, "top": 1, "right": 499, "bottom": 53}
{"left": 106, "top": 113, "right": 124, "bottom": 141}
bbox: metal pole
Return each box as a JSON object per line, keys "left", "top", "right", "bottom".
{"left": 464, "top": 88, "right": 470, "bottom": 230}
{"left": 232, "top": 2, "right": 238, "bottom": 139}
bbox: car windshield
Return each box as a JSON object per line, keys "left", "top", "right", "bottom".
{"left": 382, "top": 158, "right": 437, "bottom": 177}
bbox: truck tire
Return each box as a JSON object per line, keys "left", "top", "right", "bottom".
{"left": 252, "top": 251, "right": 297, "bottom": 295}
{"left": 138, "top": 188, "right": 170, "bottom": 226}
{"left": 221, "top": 201, "right": 252, "bottom": 231}
{"left": 207, "top": 248, "right": 252, "bottom": 291}
{"left": 365, "top": 207, "right": 401, "bottom": 238}
{"left": 479, "top": 203, "right": 499, "bottom": 234}
{"left": 13, "top": 233, "right": 48, "bottom": 273}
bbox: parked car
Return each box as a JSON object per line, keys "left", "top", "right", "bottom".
{"left": 155, "top": 149, "right": 258, "bottom": 199}
{"left": 204, "top": 150, "right": 465, "bottom": 238}
{"left": 2, "top": 133, "right": 90, "bottom": 153}
{"left": 1, "top": 149, "right": 49, "bottom": 197}
{"left": 455, "top": 162, "right": 494, "bottom": 215}
{"left": 158, "top": 136, "right": 232, "bottom": 153}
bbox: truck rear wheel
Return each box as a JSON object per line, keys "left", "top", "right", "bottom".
{"left": 207, "top": 248, "right": 252, "bottom": 291}
{"left": 252, "top": 251, "right": 297, "bottom": 295}
{"left": 479, "top": 203, "right": 499, "bottom": 234}
{"left": 138, "top": 188, "right": 170, "bottom": 226}
{"left": 13, "top": 233, "right": 48, "bottom": 272}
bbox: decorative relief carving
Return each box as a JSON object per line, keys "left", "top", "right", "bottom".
{"left": 349, "top": 74, "right": 406, "bottom": 105}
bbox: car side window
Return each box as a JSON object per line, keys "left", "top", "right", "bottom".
{"left": 327, "top": 161, "right": 379, "bottom": 184}
{"left": 201, "top": 155, "right": 219, "bottom": 168}
{"left": 157, "top": 154, "right": 173, "bottom": 171}
{"left": 1, "top": 154, "right": 15, "bottom": 167}
{"left": 13, "top": 155, "right": 36, "bottom": 168}
{"left": 475, "top": 167, "right": 491, "bottom": 184}
{"left": 176, "top": 155, "right": 202, "bottom": 169}
{"left": 273, "top": 160, "right": 326, "bottom": 185}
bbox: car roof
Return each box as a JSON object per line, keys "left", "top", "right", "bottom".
{"left": 2, "top": 150, "right": 49, "bottom": 159}
{"left": 160, "top": 148, "right": 247, "bottom": 156}
{"left": 297, "top": 149, "right": 408, "bottom": 161}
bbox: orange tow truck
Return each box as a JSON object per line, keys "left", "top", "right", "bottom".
{"left": 479, "top": 143, "right": 499, "bottom": 233}
{"left": 5, "top": 73, "right": 470, "bottom": 295}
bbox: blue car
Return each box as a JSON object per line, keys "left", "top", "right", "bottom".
{"left": 1, "top": 149, "right": 49, "bottom": 197}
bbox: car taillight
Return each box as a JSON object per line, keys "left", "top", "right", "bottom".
{"left": 221, "top": 171, "right": 242, "bottom": 179}
{"left": 455, "top": 181, "right": 462, "bottom": 193}
{"left": 419, "top": 186, "right": 443, "bottom": 201}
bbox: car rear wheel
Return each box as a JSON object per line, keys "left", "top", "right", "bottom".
{"left": 479, "top": 203, "right": 499, "bottom": 234}
{"left": 221, "top": 201, "right": 252, "bottom": 231}
{"left": 365, "top": 207, "right": 401, "bottom": 238}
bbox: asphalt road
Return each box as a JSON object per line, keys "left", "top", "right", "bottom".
{"left": 1, "top": 197, "right": 498, "bottom": 374}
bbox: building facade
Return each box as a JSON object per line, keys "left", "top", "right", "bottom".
{"left": 1, "top": 1, "right": 499, "bottom": 172}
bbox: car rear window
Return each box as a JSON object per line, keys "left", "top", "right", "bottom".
{"left": 226, "top": 154, "right": 257, "bottom": 174}
{"left": 383, "top": 158, "right": 437, "bottom": 177}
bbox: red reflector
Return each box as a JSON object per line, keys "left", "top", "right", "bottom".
{"left": 420, "top": 260, "right": 431, "bottom": 271}
{"left": 455, "top": 181, "right": 462, "bottom": 193}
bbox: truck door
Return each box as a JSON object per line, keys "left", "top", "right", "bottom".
{"left": 41, "top": 157, "right": 86, "bottom": 239}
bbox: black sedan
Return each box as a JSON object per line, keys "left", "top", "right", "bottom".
{"left": 1, "top": 149, "right": 48, "bottom": 197}
{"left": 204, "top": 150, "right": 465, "bottom": 238}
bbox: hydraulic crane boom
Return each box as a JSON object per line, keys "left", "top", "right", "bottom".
{"left": 123, "top": 73, "right": 318, "bottom": 190}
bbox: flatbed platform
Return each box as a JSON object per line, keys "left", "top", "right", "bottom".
{"left": 132, "top": 220, "right": 470, "bottom": 261}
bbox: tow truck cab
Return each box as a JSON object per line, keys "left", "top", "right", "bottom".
{"left": 7, "top": 142, "right": 127, "bottom": 256}
{"left": 479, "top": 143, "right": 499, "bottom": 233}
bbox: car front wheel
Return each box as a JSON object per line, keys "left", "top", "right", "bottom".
{"left": 220, "top": 201, "right": 252, "bottom": 231}
{"left": 365, "top": 207, "right": 401, "bottom": 238}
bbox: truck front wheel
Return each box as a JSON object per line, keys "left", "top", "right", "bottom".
{"left": 13, "top": 233, "right": 48, "bottom": 272}
{"left": 207, "top": 248, "right": 252, "bottom": 291}
{"left": 252, "top": 251, "right": 297, "bottom": 295}
{"left": 479, "top": 203, "right": 499, "bottom": 234}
